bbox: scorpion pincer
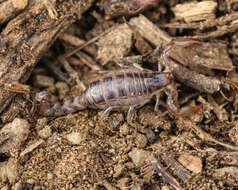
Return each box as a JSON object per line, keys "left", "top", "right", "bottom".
{"left": 36, "top": 40, "right": 202, "bottom": 125}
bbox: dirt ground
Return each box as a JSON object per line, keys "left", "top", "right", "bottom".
{"left": 0, "top": 0, "right": 238, "bottom": 189}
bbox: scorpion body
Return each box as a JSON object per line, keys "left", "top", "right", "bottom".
{"left": 36, "top": 40, "right": 202, "bottom": 125}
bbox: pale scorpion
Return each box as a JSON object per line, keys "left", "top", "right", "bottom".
{"left": 35, "top": 40, "right": 202, "bottom": 125}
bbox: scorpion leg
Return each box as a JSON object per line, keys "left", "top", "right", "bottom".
{"left": 100, "top": 106, "right": 121, "bottom": 120}
{"left": 127, "top": 105, "right": 140, "bottom": 126}
{"left": 154, "top": 93, "right": 161, "bottom": 112}
{"left": 163, "top": 39, "right": 202, "bottom": 72}
{"left": 165, "top": 84, "right": 202, "bottom": 117}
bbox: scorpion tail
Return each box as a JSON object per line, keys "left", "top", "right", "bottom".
{"left": 35, "top": 91, "right": 86, "bottom": 117}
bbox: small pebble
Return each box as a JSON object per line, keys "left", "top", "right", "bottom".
{"left": 135, "top": 133, "right": 147, "bottom": 148}
{"left": 120, "top": 123, "right": 130, "bottom": 136}
{"left": 128, "top": 148, "right": 150, "bottom": 167}
{"left": 110, "top": 113, "right": 124, "bottom": 129}
{"left": 124, "top": 162, "right": 134, "bottom": 170}
{"left": 37, "top": 125, "right": 52, "bottom": 139}
{"left": 47, "top": 173, "right": 54, "bottom": 180}
{"left": 14, "top": 182, "right": 22, "bottom": 190}
{"left": 36, "top": 118, "right": 48, "bottom": 130}
{"left": 0, "top": 118, "right": 30, "bottom": 153}
{"left": 113, "top": 164, "right": 124, "bottom": 178}
{"left": 55, "top": 82, "right": 69, "bottom": 100}
{"left": 67, "top": 132, "right": 83, "bottom": 145}
{"left": 145, "top": 128, "right": 156, "bottom": 143}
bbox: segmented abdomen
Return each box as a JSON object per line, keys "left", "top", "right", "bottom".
{"left": 37, "top": 70, "right": 170, "bottom": 117}
{"left": 82, "top": 70, "right": 159, "bottom": 109}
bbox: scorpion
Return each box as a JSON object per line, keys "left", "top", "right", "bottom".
{"left": 35, "top": 40, "right": 202, "bottom": 125}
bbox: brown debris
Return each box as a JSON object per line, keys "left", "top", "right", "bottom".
{"left": 0, "top": 0, "right": 28, "bottom": 25}
{"left": 163, "top": 12, "right": 238, "bottom": 30}
{"left": 0, "top": 0, "right": 94, "bottom": 115}
{"left": 129, "top": 15, "right": 231, "bottom": 94}
{"left": 0, "top": 34, "right": 8, "bottom": 54}
{"left": 164, "top": 11, "right": 238, "bottom": 39}
{"left": 178, "top": 153, "right": 202, "bottom": 174}
{"left": 129, "top": 15, "right": 171, "bottom": 47}
{"left": 168, "top": 41, "right": 233, "bottom": 72}
{"left": 229, "top": 121, "right": 238, "bottom": 145}
{"left": 161, "top": 154, "right": 191, "bottom": 182}
{"left": 4, "top": 82, "right": 30, "bottom": 95}
{"left": 128, "top": 148, "right": 151, "bottom": 168}
{"left": 96, "top": 23, "right": 133, "bottom": 65}
{"left": 171, "top": 62, "right": 221, "bottom": 93}
{"left": 172, "top": 1, "right": 217, "bottom": 23}
{"left": 33, "top": 75, "right": 55, "bottom": 88}
{"left": 59, "top": 32, "right": 96, "bottom": 56}
{"left": 179, "top": 118, "right": 238, "bottom": 151}
{"left": 20, "top": 139, "right": 45, "bottom": 157}
{"left": 0, "top": 0, "right": 238, "bottom": 189}
{"left": 99, "top": 0, "right": 160, "bottom": 20}
{"left": 0, "top": 158, "right": 19, "bottom": 183}
{"left": 213, "top": 167, "right": 238, "bottom": 186}
{"left": 146, "top": 156, "right": 183, "bottom": 190}
{"left": 75, "top": 51, "right": 102, "bottom": 71}
{"left": 0, "top": 118, "right": 30, "bottom": 154}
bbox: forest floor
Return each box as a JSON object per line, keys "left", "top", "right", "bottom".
{"left": 0, "top": 0, "right": 238, "bottom": 189}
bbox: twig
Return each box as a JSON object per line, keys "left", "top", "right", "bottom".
{"left": 147, "top": 156, "right": 183, "bottom": 190}
{"left": 180, "top": 117, "right": 238, "bottom": 151}
{"left": 63, "top": 26, "right": 117, "bottom": 58}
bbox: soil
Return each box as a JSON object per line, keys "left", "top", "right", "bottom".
{"left": 0, "top": 0, "right": 238, "bottom": 190}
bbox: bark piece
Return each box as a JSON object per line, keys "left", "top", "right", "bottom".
{"left": 172, "top": 1, "right": 217, "bottom": 23}
{"left": 168, "top": 42, "right": 233, "bottom": 72}
{"left": 0, "top": 0, "right": 28, "bottom": 25}
{"left": 96, "top": 23, "right": 133, "bottom": 65}
{"left": 129, "top": 15, "right": 171, "bottom": 47}
{"left": 178, "top": 153, "right": 202, "bottom": 174}
{"left": 99, "top": 0, "right": 160, "bottom": 20}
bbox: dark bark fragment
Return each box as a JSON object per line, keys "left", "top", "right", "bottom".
{"left": 0, "top": 0, "right": 94, "bottom": 114}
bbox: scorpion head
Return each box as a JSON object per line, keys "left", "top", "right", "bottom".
{"left": 151, "top": 72, "right": 173, "bottom": 88}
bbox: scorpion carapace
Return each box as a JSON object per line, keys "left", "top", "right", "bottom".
{"left": 36, "top": 40, "right": 202, "bottom": 125}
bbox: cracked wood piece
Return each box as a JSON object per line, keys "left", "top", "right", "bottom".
{"left": 172, "top": 1, "right": 217, "bottom": 23}
{"left": 0, "top": 0, "right": 94, "bottom": 114}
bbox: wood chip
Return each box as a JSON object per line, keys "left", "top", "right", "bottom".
{"left": 172, "top": 1, "right": 217, "bottom": 23}
{"left": 178, "top": 153, "right": 203, "bottom": 174}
